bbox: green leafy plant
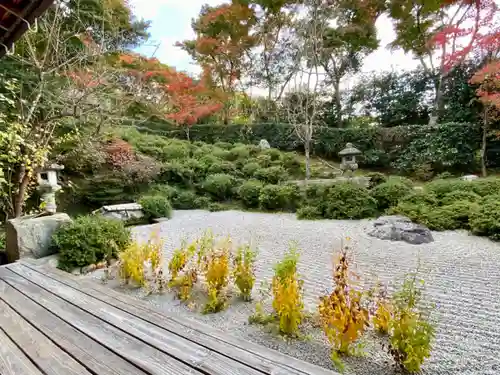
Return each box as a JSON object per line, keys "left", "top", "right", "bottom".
{"left": 470, "top": 196, "right": 500, "bottom": 241}
{"left": 202, "top": 173, "right": 237, "bottom": 200}
{"left": 253, "top": 166, "right": 288, "bottom": 184}
{"left": 242, "top": 161, "right": 261, "bottom": 177}
{"left": 389, "top": 271, "right": 435, "bottom": 373}
{"left": 259, "top": 184, "right": 300, "bottom": 211}
{"left": 233, "top": 244, "right": 257, "bottom": 301}
{"left": 325, "top": 183, "right": 377, "bottom": 219}
{"left": 238, "top": 180, "right": 264, "bottom": 208}
{"left": 52, "top": 215, "right": 130, "bottom": 272}
{"left": 440, "top": 190, "right": 480, "bottom": 205}
{"left": 318, "top": 240, "right": 369, "bottom": 368}
{"left": 371, "top": 181, "right": 413, "bottom": 211}
{"left": 139, "top": 195, "right": 172, "bottom": 221}
{"left": 271, "top": 245, "right": 304, "bottom": 336}
{"left": 296, "top": 205, "right": 322, "bottom": 220}
{"left": 366, "top": 172, "right": 387, "bottom": 189}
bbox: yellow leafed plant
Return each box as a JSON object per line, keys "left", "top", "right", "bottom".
{"left": 118, "top": 231, "right": 164, "bottom": 292}
{"left": 271, "top": 244, "right": 304, "bottom": 336}
{"left": 168, "top": 239, "right": 198, "bottom": 301}
{"left": 202, "top": 237, "right": 231, "bottom": 313}
{"left": 318, "top": 240, "right": 369, "bottom": 369}
{"left": 233, "top": 244, "right": 257, "bottom": 301}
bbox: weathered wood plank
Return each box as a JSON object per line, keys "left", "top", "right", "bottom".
{"left": 0, "top": 268, "right": 203, "bottom": 375}
{"left": 5, "top": 264, "right": 263, "bottom": 375}
{"left": 17, "top": 262, "right": 338, "bottom": 375}
{"left": 2, "top": 266, "right": 264, "bottom": 375}
{"left": 0, "top": 280, "right": 148, "bottom": 375}
{"left": 0, "top": 299, "right": 92, "bottom": 375}
{"left": 0, "top": 327, "right": 43, "bottom": 375}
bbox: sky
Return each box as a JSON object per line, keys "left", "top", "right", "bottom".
{"left": 129, "top": 0, "right": 421, "bottom": 92}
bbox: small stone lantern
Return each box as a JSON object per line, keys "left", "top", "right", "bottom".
{"left": 37, "top": 164, "right": 64, "bottom": 214}
{"left": 339, "top": 143, "right": 361, "bottom": 176}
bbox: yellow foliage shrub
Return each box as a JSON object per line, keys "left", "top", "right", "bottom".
{"left": 271, "top": 245, "right": 304, "bottom": 336}
{"left": 233, "top": 244, "right": 257, "bottom": 301}
{"left": 318, "top": 240, "right": 369, "bottom": 366}
{"left": 168, "top": 239, "right": 198, "bottom": 301}
{"left": 202, "top": 237, "right": 231, "bottom": 313}
{"left": 118, "top": 232, "right": 165, "bottom": 293}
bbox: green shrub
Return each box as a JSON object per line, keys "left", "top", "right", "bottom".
{"left": 139, "top": 195, "right": 172, "bottom": 220}
{"left": 399, "top": 191, "right": 439, "bottom": 207}
{"left": 214, "top": 141, "right": 233, "bottom": 150}
{"left": 470, "top": 196, "right": 500, "bottom": 240}
{"left": 203, "top": 174, "right": 237, "bottom": 200}
{"left": 441, "top": 190, "right": 480, "bottom": 205}
{"left": 425, "top": 179, "right": 472, "bottom": 198}
{"left": 262, "top": 148, "right": 282, "bottom": 161}
{"left": 242, "top": 161, "right": 261, "bottom": 177}
{"left": 228, "top": 145, "right": 251, "bottom": 161}
{"left": 253, "top": 166, "right": 288, "bottom": 184}
{"left": 259, "top": 185, "right": 285, "bottom": 210}
{"left": 389, "top": 202, "right": 429, "bottom": 223}
{"left": 256, "top": 154, "right": 272, "bottom": 167}
{"left": 172, "top": 190, "right": 198, "bottom": 209}
{"left": 53, "top": 215, "right": 131, "bottom": 271}
{"left": 280, "top": 152, "right": 302, "bottom": 173}
{"left": 148, "top": 184, "right": 178, "bottom": 199}
{"left": 296, "top": 206, "right": 322, "bottom": 220}
{"left": 207, "top": 160, "right": 236, "bottom": 175}
{"left": 366, "top": 172, "right": 387, "bottom": 189}
{"left": 207, "top": 202, "right": 227, "bottom": 212}
{"left": 238, "top": 180, "right": 264, "bottom": 208}
{"left": 469, "top": 178, "right": 500, "bottom": 197}
{"left": 325, "top": 183, "right": 377, "bottom": 219}
{"left": 194, "top": 196, "right": 212, "bottom": 209}
{"left": 212, "top": 147, "right": 230, "bottom": 160}
{"left": 371, "top": 181, "right": 413, "bottom": 211}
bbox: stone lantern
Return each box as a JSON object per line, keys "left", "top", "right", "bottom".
{"left": 339, "top": 143, "right": 361, "bottom": 176}
{"left": 37, "top": 164, "right": 64, "bottom": 214}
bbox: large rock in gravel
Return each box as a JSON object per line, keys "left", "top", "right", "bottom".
{"left": 368, "top": 215, "right": 433, "bottom": 245}
{"left": 6, "top": 213, "right": 72, "bottom": 262}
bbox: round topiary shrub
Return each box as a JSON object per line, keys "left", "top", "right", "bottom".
{"left": 242, "top": 161, "right": 261, "bottom": 177}
{"left": 203, "top": 173, "right": 237, "bottom": 200}
{"left": 366, "top": 172, "right": 387, "bottom": 189}
{"left": 425, "top": 178, "right": 472, "bottom": 198}
{"left": 253, "top": 166, "right": 288, "bottom": 184}
{"left": 325, "top": 183, "right": 377, "bottom": 219}
{"left": 256, "top": 154, "right": 272, "bottom": 167}
{"left": 280, "top": 152, "right": 302, "bottom": 173}
{"left": 172, "top": 189, "right": 198, "bottom": 209}
{"left": 262, "top": 148, "right": 282, "bottom": 161}
{"left": 470, "top": 196, "right": 500, "bottom": 240}
{"left": 399, "top": 190, "right": 439, "bottom": 207}
{"left": 194, "top": 195, "right": 212, "bottom": 209}
{"left": 207, "top": 160, "right": 236, "bottom": 175}
{"left": 139, "top": 195, "right": 172, "bottom": 220}
{"left": 228, "top": 145, "right": 251, "bottom": 161}
{"left": 441, "top": 190, "right": 480, "bottom": 205}
{"left": 259, "top": 184, "right": 282, "bottom": 210}
{"left": 238, "top": 180, "right": 264, "bottom": 208}
{"left": 296, "top": 205, "right": 322, "bottom": 220}
{"left": 371, "top": 181, "right": 413, "bottom": 211}
{"left": 52, "top": 215, "right": 131, "bottom": 272}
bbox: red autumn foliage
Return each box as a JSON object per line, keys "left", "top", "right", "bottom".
{"left": 118, "top": 53, "right": 223, "bottom": 125}
{"left": 103, "top": 139, "right": 135, "bottom": 168}
{"left": 431, "top": 0, "right": 499, "bottom": 72}
{"left": 470, "top": 60, "right": 500, "bottom": 108}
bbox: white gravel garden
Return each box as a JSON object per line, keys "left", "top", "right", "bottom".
{"left": 85, "top": 209, "right": 500, "bottom": 375}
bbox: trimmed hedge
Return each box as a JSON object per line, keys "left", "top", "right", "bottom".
{"left": 132, "top": 121, "right": 490, "bottom": 170}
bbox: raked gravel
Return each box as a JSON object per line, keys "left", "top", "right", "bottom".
{"left": 89, "top": 210, "right": 500, "bottom": 375}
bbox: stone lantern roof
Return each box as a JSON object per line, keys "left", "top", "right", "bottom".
{"left": 43, "top": 163, "right": 64, "bottom": 171}
{"left": 339, "top": 143, "right": 361, "bottom": 157}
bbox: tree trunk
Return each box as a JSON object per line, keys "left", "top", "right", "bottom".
{"left": 304, "top": 141, "right": 311, "bottom": 181}
{"left": 429, "top": 75, "right": 444, "bottom": 126}
{"left": 481, "top": 107, "right": 488, "bottom": 177}
{"left": 13, "top": 167, "right": 31, "bottom": 218}
{"left": 334, "top": 79, "right": 342, "bottom": 127}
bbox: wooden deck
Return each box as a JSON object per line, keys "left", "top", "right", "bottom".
{"left": 0, "top": 262, "right": 336, "bottom": 375}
